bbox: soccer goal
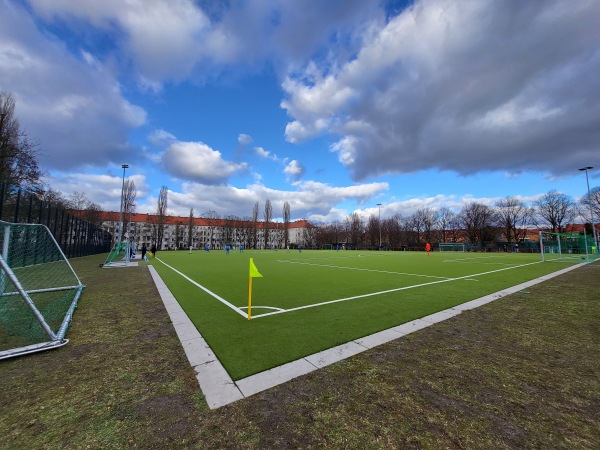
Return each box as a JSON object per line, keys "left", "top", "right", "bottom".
{"left": 0, "top": 221, "right": 85, "bottom": 360}
{"left": 539, "top": 230, "right": 598, "bottom": 263}
{"left": 439, "top": 243, "right": 465, "bottom": 252}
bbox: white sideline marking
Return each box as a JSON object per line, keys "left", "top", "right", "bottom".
{"left": 156, "top": 256, "right": 542, "bottom": 321}
{"left": 251, "top": 260, "right": 542, "bottom": 319}
{"left": 277, "top": 260, "right": 451, "bottom": 279}
{"left": 155, "top": 258, "right": 247, "bottom": 318}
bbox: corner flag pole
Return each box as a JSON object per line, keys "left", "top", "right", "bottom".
{"left": 248, "top": 258, "right": 263, "bottom": 320}
{"left": 247, "top": 276, "right": 253, "bottom": 320}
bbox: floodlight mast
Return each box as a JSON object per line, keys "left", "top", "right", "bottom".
{"left": 579, "top": 166, "right": 598, "bottom": 253}
{"left": 377, "top": 203, "right": 382, "bottom": 249}
{"left": 116, "top": 164, "right": 129, "bottom": 244}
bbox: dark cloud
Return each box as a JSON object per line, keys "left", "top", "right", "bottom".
{"left": 283, "top": 0, "right": 600, "bottom": 180}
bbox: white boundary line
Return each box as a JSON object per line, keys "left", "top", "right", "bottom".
{"left": 155, "top": 258, "right": 247, "bottom": 318}
{"left": 277, "top": 260, "right": 451, "bottom": 279}
{"left": 148, "top": 260, "right": 589, "bottom": 409}
{"left": 250, "top": 260, "right": 542, "bottom": 319}
{"left": 156, "top": 256, "right": 542, "bottom": 320}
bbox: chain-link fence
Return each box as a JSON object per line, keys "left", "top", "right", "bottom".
{"left": 0, "top": 182, "right": 112, "bottom": 258}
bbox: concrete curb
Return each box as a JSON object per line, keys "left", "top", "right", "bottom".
{"left": 148, "top": 262, "right": 586, "bottom": 409}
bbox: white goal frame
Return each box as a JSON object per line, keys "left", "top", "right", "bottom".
{"left": 439, "top": 243, "right": 465, "bottom": 252}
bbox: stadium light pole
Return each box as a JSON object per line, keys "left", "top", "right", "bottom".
{"left": 579, "top": 166, "right": 598, "bottom": 253}
{"left": 116, "top": 164, "right": 129, "bottom": 244}
{"left": 377, "top": 203, "right": 382, "bottom": 250}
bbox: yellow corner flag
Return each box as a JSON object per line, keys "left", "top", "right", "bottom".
{"left": 248, "top": 258, "right": 262, "bottom": 320}
{"left": 249, "top": 258, "right": 263, "bottom": 278}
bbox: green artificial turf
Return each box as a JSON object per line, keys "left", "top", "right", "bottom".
{"left": 149, "top": 250, "right": 578, "bottom": 379}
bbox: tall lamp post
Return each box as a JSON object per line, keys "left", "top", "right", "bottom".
{"left": 377, "top": 203, "right": 382, "bottom": 250}
{"left": 116, "top": 164, "right": 129, "bottom": 245}
{"left": 579, "top": 166, "right": 597, "bottom": 253}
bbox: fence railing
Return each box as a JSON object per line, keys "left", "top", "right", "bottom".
{"left": 0, "top": 183, "right": 112, "bottom": 258}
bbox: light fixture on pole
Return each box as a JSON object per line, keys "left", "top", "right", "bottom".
{"left": 377, "top": 203, "right": 382, "bottom": 250}
{"left": 117, "top": 164, "right": 129, "bottom": 244}
{"left": 579, "top": 166, "right": 597, "bottom": 253}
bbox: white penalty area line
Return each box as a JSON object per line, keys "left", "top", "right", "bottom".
{"left": 276, "top": 260, "right": 451, "bottom": 280}
{"left": 250, "top": 260, "right": 543, "bottom": 320}
{"left": 155, "top": 258, "right": 247, "bottom": 318}
{"left": 442, "top": 255, "right": 527, "bottom": 265}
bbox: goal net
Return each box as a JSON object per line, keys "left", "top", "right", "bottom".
{"left": 539, "top": 230, "right": 598, "bottom": 263}
{"left": 0, "top": 221, "right": 84, "bottom": 360}
{"left": 439, "top": 243, "right": 465, "bottom": 252}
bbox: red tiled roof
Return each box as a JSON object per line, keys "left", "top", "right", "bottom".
{"left": 99, "top": 211, "right": 312, "bottom": 228}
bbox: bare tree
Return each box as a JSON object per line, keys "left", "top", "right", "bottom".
{"left": 535, "top": 190, "right": 576, "bottom": 233}
{"left": 406, "top": 211, "right": 424, "bottom": 244}
{"left": 66, "top": 191, "right": 103, "bottom": 225}
{"left": 0, "top": 92, "right": 43, "bottom": 191}
{"left": 223, "top": 215, "right": 235, "bottom": 245}
{"left": 447, "top": 213, "right": 463, "bottom": 243}
{"left": 366, "top": 214, "right": 379, "bottom": 248}
{"left": 204, "top": 210, "right": 220, "bottom": 248}
{"left": 156, "top": 186, "right": 168, "bottom": 249}
{"left": 264, "top": 199, "right": 272, "bottom": 248}
{"left": 83, "top": 201, "right": 103, "bottom": 226}
{"left": 436, "top": 207, "right": 456, "bottom": 243}
{"left": 345, "top": 212, "right": 364, "bottom": 249}
{"left": 459, "top": 202, "right": 497, "bottom": 244}
{"left": 330, "top": 220, "right": 345, "bottom": 247}
{"left": 495, "top": 196, "right": 534, "bottom": 244}
{"left": 383, "top": 214, "right": 402, "bottom": 249}
{"left": 414, "top": 207, "right": 437, "bottom": 243}
{"left": 122, "top": 179, "right": 136, "bottom": 239}
{"left": 68, "top": 191, "right": 88, "bottom": 210}
{"left": 581, "top": 186, "right": 600, "bottom": 222}
{"left": 187, "top": 208, "right": 194, "bottom": 249}
{"left": 283, "top": 201, "right": 291, "bottom": 248}
{"left": 251, "top": 201, "right": 259, "bottom": 249}
{"left": 39, "top": 188, "right": 69, "bottom": 209}
{"left": 302, "top": 224, "right": 318, "bottom": 248}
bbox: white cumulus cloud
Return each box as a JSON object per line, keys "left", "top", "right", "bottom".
{"left": 162, "top": 141, "right": 248, "bottom": 185}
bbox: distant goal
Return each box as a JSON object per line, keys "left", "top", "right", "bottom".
{"left": 539, "top": 231, "right": 598, "bottom": 263}
{"left": 439, "top": 243, "right": 465, "bottom": 252}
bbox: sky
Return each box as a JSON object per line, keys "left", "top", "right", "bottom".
{"left": 1, "top": 0, "right": 599, "bottom": 223}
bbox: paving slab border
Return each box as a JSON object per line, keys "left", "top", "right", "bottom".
{"left": 148, "top": 262, "right": 585, "bottom": 409}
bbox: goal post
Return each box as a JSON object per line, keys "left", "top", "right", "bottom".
{"left": 439, "top": 243, "right": 465, "bottom": 252}
{"left": 539, "top": 230, "right": 598, "bottom": 263}
{"left": 0, "top": 221, "right": 85, "bottom": 360}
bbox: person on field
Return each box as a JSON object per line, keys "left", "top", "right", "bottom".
{"left": 151, "top": 244, "right": 157, "bottom": 257}
{"left": 425, "top": 242, "right": 431, "bottom": 256}
{"left": 141, "top": 243, "right": 147, "bottom": 261}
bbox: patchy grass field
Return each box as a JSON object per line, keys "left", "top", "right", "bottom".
{"left": 0, "top": 253, "right": 598, "bottom": 448}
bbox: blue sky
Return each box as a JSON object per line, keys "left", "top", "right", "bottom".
{"left": 1, "top": 0, "right": 599, "bottom": 223}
